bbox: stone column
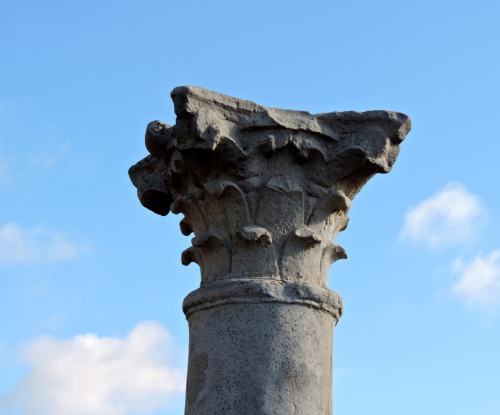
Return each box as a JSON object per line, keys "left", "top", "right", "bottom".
{"left": 129, "top": 87, "right": 411, "bottom": 415}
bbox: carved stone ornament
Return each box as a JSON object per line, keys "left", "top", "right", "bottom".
{"left": 129, "top": 86, "right": 410, "bottom": 415}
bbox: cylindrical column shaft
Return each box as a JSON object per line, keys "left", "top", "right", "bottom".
{"left": 186, "top": 303, "right": 333, "bottom": 414}
{"left": 183, "top": 279, "right": 340, "bottom": 415}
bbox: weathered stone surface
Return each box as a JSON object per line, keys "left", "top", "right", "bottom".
{"left": 130, "top": 86, "right": 410, "bottom": 285}
{"left": 185, "top": 302, "right": 334, "bottom": 414}
{"left": 129, "top": 86, "right": 410, "bottom": 415}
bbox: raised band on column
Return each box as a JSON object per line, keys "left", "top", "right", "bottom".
{"left": 183, "top": 278, "right": 343, "bottom": 320}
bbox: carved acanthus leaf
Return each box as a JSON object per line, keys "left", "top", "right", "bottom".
{"left": 294, "top": 228, "right": 322, "bottom": 246}
{"left": 240, "top": 226, "right": 273, "bottom": 243}
{"left": 182, "top": 247, "right": 203, "bottom": 266}
{"left": 129, "top": 86, "right": 411, "bottom": 286}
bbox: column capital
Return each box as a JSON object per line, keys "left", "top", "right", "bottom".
{"left": 129, "top": 86, "right": 410, "bottom": 287}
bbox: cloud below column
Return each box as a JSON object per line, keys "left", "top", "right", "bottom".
{"left": 0, "top": 321, "right": 186, "bottom": 415}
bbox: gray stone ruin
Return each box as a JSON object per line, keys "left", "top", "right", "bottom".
{"left": 129, "top": 86, "right": 411, "bottom": 415}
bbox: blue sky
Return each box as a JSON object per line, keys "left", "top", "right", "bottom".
{"left": 1, "top": 1, "right": 500, "bottom": 414}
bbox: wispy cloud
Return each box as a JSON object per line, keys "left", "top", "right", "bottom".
{"left": 400, "top": 183, "right": 483, "bottom": 249}
{"left": 0, "top": 322, "right": 185, "bottom": 415}
{"left": 452, "top": 251, "right": 500, "bottom": 309}
{"left": 0, "top": 223, "right": 88, "bottom": 265}
{"left": 28, "top": 152, "right": 58, "bottom": 170}
{"left": 0, "top": 100, "right": 11, "bottom": 117}
{"left": 28, "top": 141, "right": 70, "bottom": 171}
{"left": 0, "top": 151, "right": 10, "bottom": 188}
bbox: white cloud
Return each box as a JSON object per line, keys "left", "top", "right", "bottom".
{"left": 452, "top": 251, "right": 500, "bottom": 308}
{"left": 0, "top": 223, "right": 88, "bottom": 264}
{"left": 0, "top": 322, "right": 185, "bottom": 415}
{"left": 400, "top": 183, "right": 483, "bottom": 249}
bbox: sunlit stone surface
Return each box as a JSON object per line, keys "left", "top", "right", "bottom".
{"left": 130, "top": 86, "right": 411, "bottom": 415}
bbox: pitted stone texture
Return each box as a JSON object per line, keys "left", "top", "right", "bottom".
{"left": 185, "top": 302, "right": 335, "bottom": 415}
{"left": 129, "top": 87, "right": 411, "bottom": 415}
{"left": 129, "top": 86, "right": 411, "bottom": 287}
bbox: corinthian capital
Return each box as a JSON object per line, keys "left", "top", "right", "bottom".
{"left": 129, "top": 86, "right": 410, "bottom": 287}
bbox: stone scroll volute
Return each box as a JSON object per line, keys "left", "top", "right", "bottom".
{"left": 129, "top": 86, "right": 411, "bottom": 288}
